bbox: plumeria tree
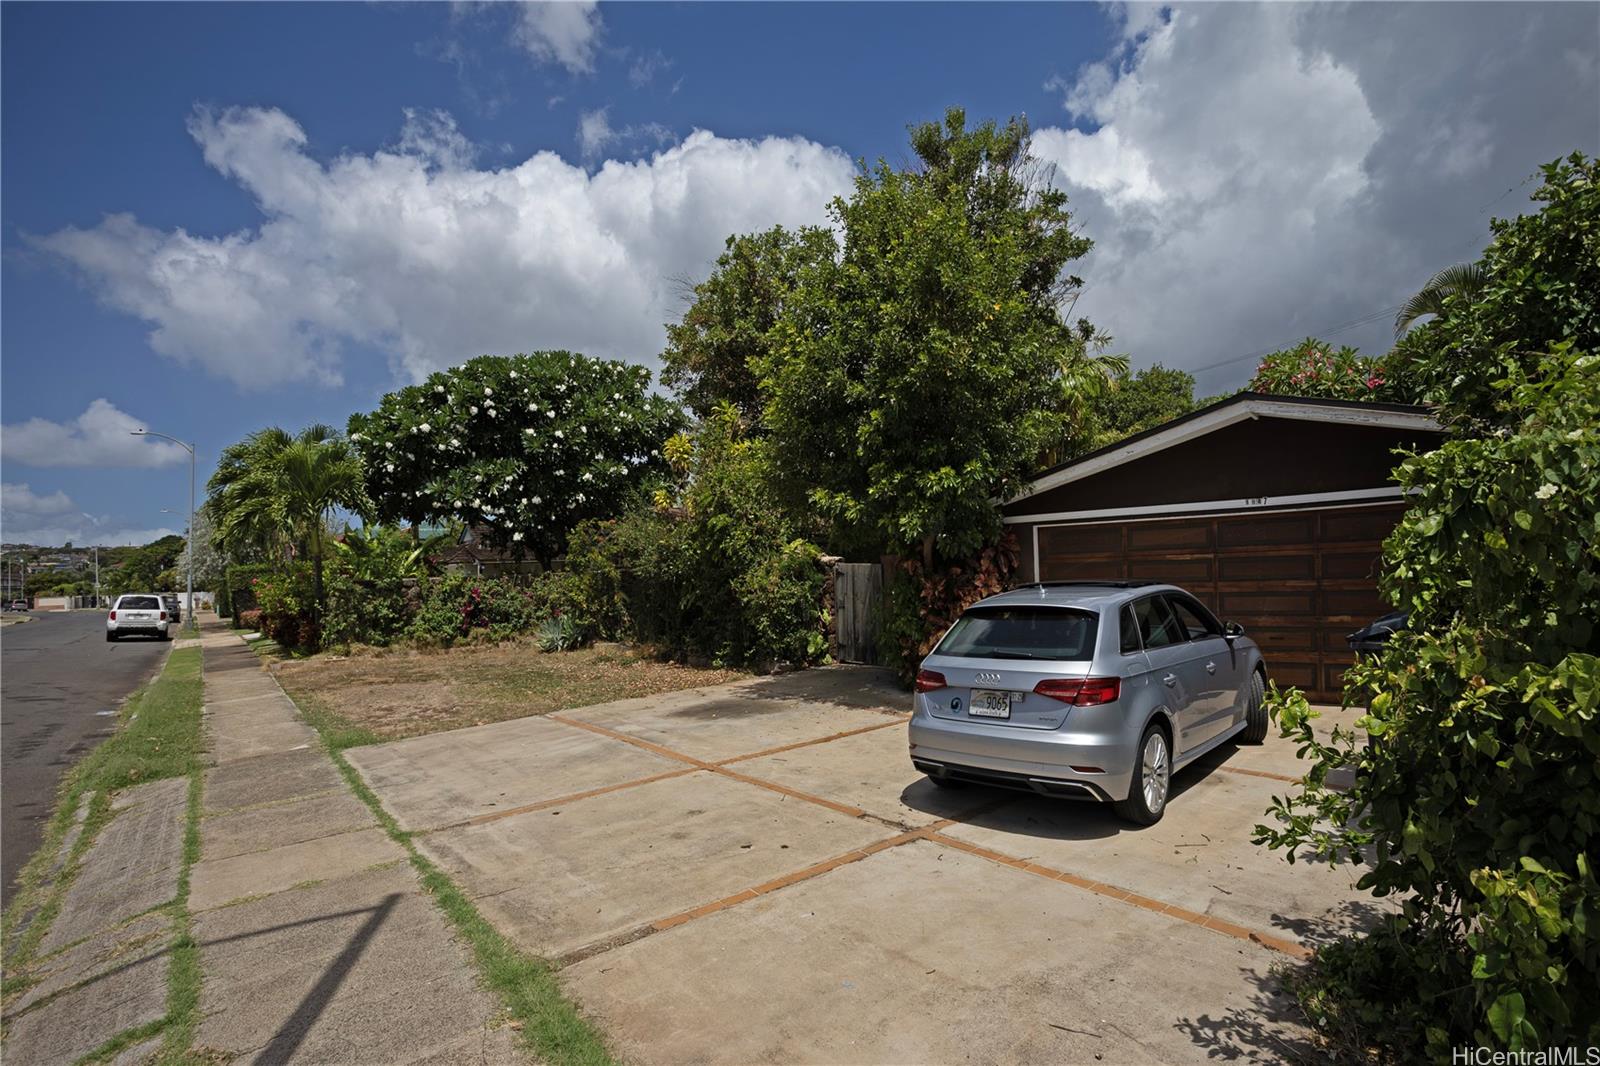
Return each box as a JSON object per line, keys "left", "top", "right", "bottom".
{"left": 348, "top": 352, "right": 682, "bottom": 568}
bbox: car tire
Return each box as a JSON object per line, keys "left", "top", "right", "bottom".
{"left": 1240, "top": 669, "right": 1269, "bottom": 745}
{"left": 1113, "top": 723, "right": 1171, "bottom": 826}
{"left": 106, "top": 632, "right": 117, "bottom": 643}
{"left": 926, "top": 774, "right": 967, "bottom": 790}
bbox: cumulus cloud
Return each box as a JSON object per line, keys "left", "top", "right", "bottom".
{"left": 1032, "top": 2, "right": 1599, "bottom": 389}
{"left": 0, "top": 483, "right": 174, "bottom": 548}
{"left": 33, "top": 106, "right": 855, "bottom": 388}
{"left": 2, "top": 399, "right": 191, "bottom": 468}
{"left": 513, "top": 1, "right": 602, "bottom": 74}
{"left": 577, "top": 107, "right": 675, "bottom": 161}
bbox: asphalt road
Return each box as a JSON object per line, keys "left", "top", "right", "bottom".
{"left": 1, "top": 611, "right": 170, "bottom": 907}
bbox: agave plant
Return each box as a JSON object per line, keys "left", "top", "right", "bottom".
{"left": 536, "top": 613, "right": 581, "bottom": 653}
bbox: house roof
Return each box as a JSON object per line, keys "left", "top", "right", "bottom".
{"left": 1009, "top": 392, "right": 1442, "bottom": 504}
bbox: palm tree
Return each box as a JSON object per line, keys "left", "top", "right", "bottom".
{"left": 206, "top": 424, "right": 366, "bottom": 612}
{"left": 1394, "top": 262, "right": 1488, "bottom": 337}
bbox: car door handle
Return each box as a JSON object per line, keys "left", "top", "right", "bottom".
{"left": 1206, "top": 661, "right": 1217, "bottom": 674}
{"left": 1163, "top": 674, "right": 1177, "bottom": 687}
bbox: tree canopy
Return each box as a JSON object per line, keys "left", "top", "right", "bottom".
{"left": 348, "top": 352, "right": 682, "bottom": 567}
{"left": 753, "top": 107, "right": 1119, "bottom": 564}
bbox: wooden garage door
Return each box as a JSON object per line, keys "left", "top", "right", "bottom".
{"left": 1035, "top": 502, "right": 1404, "bottom": 702}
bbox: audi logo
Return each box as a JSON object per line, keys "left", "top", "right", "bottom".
{"left": 973, "top": 671, "right": 1002, "bottom": 685}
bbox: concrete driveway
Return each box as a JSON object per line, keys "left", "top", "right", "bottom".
{"left": 345, "top": 667, "right": 1378, "bottom": 1064}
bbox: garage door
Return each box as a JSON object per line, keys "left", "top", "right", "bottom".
{"left": 1033, "top": 502, "right": 1404, "bottom": 702}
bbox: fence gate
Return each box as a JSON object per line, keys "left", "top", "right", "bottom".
{"left": 834, "top": 562, "right": 883, "bottom": 664}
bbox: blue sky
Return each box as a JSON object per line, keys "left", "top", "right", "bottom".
{"left": 3, "top": 2, "right": 1596, "bottom": 547}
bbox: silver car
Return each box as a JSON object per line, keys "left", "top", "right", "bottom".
{"left": 908, "top": 581, "right": 1268, "bottom": 825}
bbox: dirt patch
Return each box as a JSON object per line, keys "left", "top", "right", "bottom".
{"left": 272, "top": 641, "right": 747, "bottom": 743}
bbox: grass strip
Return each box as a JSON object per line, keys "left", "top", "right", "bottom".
{"left": 151, "top": 771, "right": 205, "bottom": 1065}
{"left": 3, "top": 647, "right": 204, "bottom": 967}
{"left": 316, "top": 731, "right": 614, "bottom": 1065}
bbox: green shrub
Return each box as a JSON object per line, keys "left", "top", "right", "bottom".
{"left": 1253, "top": 155, "right": 1600, "bottom": 1055}
{"left": 250, "top": 565, "right": 317, "bottom": 650}
{"left": 559, "top": 408, "right": 828, "bottom": 668}
{"left": 322, "top": 567, "right": 409, "bottom": 648}
{"left": 408, "top": 575, "right": 540, "bottom": 646}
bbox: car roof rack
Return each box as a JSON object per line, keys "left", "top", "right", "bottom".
{"left": 1023, "top": 580, "right": 1160, "bottom": 589}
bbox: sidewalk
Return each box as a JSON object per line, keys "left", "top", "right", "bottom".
{"left": 187, "top": 620, "right": 520, "bottom": 1063}
{"left": 2, "top": 619, "right": 522, "bottom": 1065}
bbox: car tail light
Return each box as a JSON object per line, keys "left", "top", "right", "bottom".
{"left": 108, "top": 610, "right": 117, "bottom": 621}
{"left": 159, "top": 611, "right": 167, "bottom": 621}
{"left": 915, "top": 669, "right": 947, "bottom": 692}
{"left": 1033, "top": 677, "right": 1121, "bottom": 706}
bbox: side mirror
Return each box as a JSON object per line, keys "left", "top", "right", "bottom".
{"left": 1223, "top": 621, "right": 1245, "bottom": 642}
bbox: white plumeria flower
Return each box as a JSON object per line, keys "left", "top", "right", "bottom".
{"left": 510, "top": 370, "right": 518, "bottom": 379}
{"left": 435, "top": 385, "right": 445, "bottom": 393}
{"left": 512, "top": 532, "right": 523, "bottom": 541}
{"left": 581, "top": 472, "right": 593, "bottom": 482}
{"left": 557, "top": 383, "right": 566, "bottom": 393}
{"left": 473, "top": 498, "right": 482, "bottom": 507}
{"left": 546, "top": 409, "right": 556, "bottom": 419}
{"left": 484, "top": 387, "right": 493, "bottom": 397}
{"left": 487, "top": 409, "right": 497, "bottom": 418}
{"left": 453, "top": 499, "right": 462, "bottom": 507}
{"left": 470, "top": 405, "right": 479, "bottom": 415}
{"left": 384, "top": 441, "right": 393, "bottom": 450}
{"left": 419, "top": 422, "right": 431, "bottom": 433}
{"left": 613, "top": 393, "right": 621, "bottom": 401}
{"left": 385, "top": 462, "right": 395, "bottom": 472}
{"left": 554, "top": 469, "right": 564, "bottom": 476}
{"left": 532, "top": 496, "right": 542, "bottom": 504}
{"left": 350, "top": 432, "right": 361, "bottom": 441}
{"left": 1537, "top": 483, "right": 1559, "bottom": 499}
{"left": 450, "top": 437, "right": 460, "bottom": 446}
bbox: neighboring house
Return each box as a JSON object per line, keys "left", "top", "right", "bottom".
{"left": 1002, "top": 392, "right": 1443, "bottom": 702}
{"left": 431, "top": 524, "right": 542, "bottom": 579}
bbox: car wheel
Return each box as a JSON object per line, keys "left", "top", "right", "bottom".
{"left": 1114, "top": 723, "right": 1171, "bottom": 826}
{"left": 926, "top": 774, "right": 967, "bottom": 790}
{"left": 106, "top": 632, "right": 117, "bottom": 643}
{"left": 1240, "top": 669, "right": 1269, "bottom": 745}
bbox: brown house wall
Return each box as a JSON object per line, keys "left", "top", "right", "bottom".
{"left": 1004, "top": 418, "right": 1435, "bottom": 519}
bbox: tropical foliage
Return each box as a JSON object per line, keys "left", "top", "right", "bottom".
{"left": 560, "top": 404, "right": 828, "bottom": 668}
{"left": 661, "top": 225, "right": 837, "bottom": 426}
{"left": 1255, "top": 154, "right": 1600, "bottom": 1057}
{"left": 1393, "top": 262, "right": 1488, "bottom": 337}
{"left": 1247, "top": 338, "right": 1399, "bottom": 402}
{"left": 758, "top": 108, "right": 1122, "bottom": 565}
{"left": 205, "top": 424, "right": 366, "bottom": 612}
{"left": 348, "top": 352, "right": 681, "bottom": 569}
{"left": 1078, "top": 364, "right": 1197, "bottom": 456}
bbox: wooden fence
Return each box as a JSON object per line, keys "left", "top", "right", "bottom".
{"left": 833, "top": 562, "right": 883, "bottom": 664}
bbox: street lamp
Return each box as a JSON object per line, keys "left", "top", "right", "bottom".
{"left": 81, "top": 513, "right": 100, "bottom": 608}
{"left": 132, "top": 428, "right": 195, "bottom": 630}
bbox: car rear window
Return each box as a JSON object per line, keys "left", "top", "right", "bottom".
{"left": 936, "top": 606, "right": 1098, "bottom": 661}
{"left": 119, "top": 596, "right": 161, "bottom": 610}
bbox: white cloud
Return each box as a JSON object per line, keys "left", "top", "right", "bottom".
{"left": 0, "top": 483, "right": 174, "bottom": 548}
{"left": 34, "top": 106, "right": 854, "bottom": 389}
{"left": 1031, "top": 2, "right": 1599, "bottom": 389}
{"left": 513, "top": 1, "right": 602, "bottom": 74}
{"left": 2, "top": 399, "right": 190, "bottom": 468}
{"left": 577, "top": 107, "right": 616, "bottom": 159}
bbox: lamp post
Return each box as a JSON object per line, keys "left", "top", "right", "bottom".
{"left": 81, "top": 513, "right": 100, "bottom": 608}
{"left": 132, "top": 428, "right": 195, "bottom": 630}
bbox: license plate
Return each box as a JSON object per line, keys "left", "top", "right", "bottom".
{"left": 969, "top": 689, "right": 1015, "bottom": 718}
